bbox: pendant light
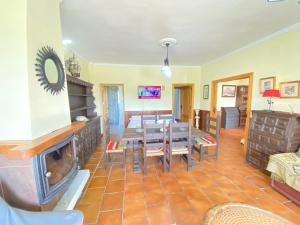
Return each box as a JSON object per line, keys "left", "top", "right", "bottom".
{"left": 159, "top": 38, "right": 177, "bottom": 78}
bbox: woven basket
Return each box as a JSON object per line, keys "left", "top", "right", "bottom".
{"left": 203, "top": 203, "right": 295, "bottom": 225}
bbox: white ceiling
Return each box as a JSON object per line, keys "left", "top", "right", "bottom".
{"left": 60, "top": 0, "right": 300, "bottom": 66}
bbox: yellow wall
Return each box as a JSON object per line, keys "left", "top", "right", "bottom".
{"left": 26, "top": 0, "right": 71, "bottom": 139}
{"left": 63, "top": 48, "right": 202, "bottom": 116}
{"left": 0, "top": 0, "right": 32, "bottom": 140}
{"left": 0, "top": 0, "right": 71, "bottom": 140}
{"left": 64, "top": 48, "right": 90, "bottom": 82}
{"left": 87, "top": 64, "right": 202, "bottom": 115}
{"left": 201, "top": 26, "right": 300, "bottom": 113}
{"left": 63, "top": 24, "right": 300, "bottom": 117}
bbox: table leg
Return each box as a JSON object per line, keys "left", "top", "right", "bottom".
{"left": 132, "top": 141, "right": 141, "bottom": 173}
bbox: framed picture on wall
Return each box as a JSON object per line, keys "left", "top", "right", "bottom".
{"left": 203, "top": 85, "right": 209, "bottom": 99}
{"left": 259, "top": 76, "right": 276, "bottom": 93}
{"left": 222, "top": 85, "right": 236, "bottom": 97}
{"left": 280, "top": 81, "right": 300, "bottom": 98}
{"left": 138, "top": 86, "right": 161, "bottom": 99}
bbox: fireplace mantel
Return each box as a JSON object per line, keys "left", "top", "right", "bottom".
{"left": 0, "top": 121, "right": 85, "bottom": 160}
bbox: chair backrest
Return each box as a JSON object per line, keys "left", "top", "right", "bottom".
{"left": 141, "top": 114, "right": 157, "bottom": 128}
{"left": 205, "top": 115, "right": 220, "bottom": 143}
{"left": 169, "top": 119, "right": 192, "bottom": 150}
{"left": 102, "top": 117, "right": 111, "bottom": 147}
{"left": 158, "top": 114, "right": 175, "bottom": 122}
{"left": 143, "top": 122, "right": 166, "bottom": 151}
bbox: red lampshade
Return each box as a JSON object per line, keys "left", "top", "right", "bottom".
{"left": 263, "top": 89, "right": 280, "bottom": 98}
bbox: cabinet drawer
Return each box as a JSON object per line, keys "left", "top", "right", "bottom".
{"left": 248, "top": 148, "right": 262, "bottom": 159}
{"left": 253, "top": 123, "right": 263, "bottom": 131}
{"left": 269, "top": 137, "right": 283, "bottom": 147}
{"left": 261, "top": 135, "right": 269, "bottom": 144}
{"left": 253, "top": 115, "right": 266, "bottom": 124}
{"left": 262, "top": 125, "right": 273, "bottom": 134}
{"left": 273, "top": 128, "right": 286, "bottom": 137}
{"left": 249, "top": 131, "right": 261, "bottom": 142}
{"left": 261, "top": 153, "right": 270, "bottom": 169}
{"left": 248, "top": 149, "right": 261, "bottom": 168}
{"left": 265, "top": 117, "right": 277, "bottom": 126}
{"left": 276, "top": 118, "right": 290, "bottom": 129}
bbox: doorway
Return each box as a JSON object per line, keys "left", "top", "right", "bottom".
{"left": 210, "top": 73, "right": 253, "bottom": 153}
{"left": 172, "top": 84, "right": 194, "bottom": 122}
{"left": 100, "top": 84, "right": 125, "bottom": 139}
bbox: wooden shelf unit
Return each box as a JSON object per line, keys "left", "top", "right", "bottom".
{"left": 66, "top": 75, "right": 100, "bottom": 168}
{"left": 67, "top": 75, "right": 97, "bottom": 121}
{"left": 236, "top": 85, "right": 248, "bottom": 127}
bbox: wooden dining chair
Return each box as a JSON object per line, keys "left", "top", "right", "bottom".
{"left": 103, "top": 118, "right": 127, "bottom": 168}
{"left": 167, "top": 119, "right": 192, "bottom": 172}
{"left": 143, "top": 121, "right": 167, "bottom": 174}
{"left": 194, "top": 115, "right": 219, "bottom": 161}
{"left": 141, "top": 114, "right": 157, "bottom": 128}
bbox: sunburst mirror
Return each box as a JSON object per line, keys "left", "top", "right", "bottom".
{"left": 35, "top": 46, "right": 65, "bottom": 95}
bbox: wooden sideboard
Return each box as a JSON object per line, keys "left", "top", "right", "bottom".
{"left": 246, "top": 110, "right": 300, "bottom": 171}
{"left": 75, "top": 116, "right": 100, "bottom": 168}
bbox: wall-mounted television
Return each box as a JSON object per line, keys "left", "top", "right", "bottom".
{"left": 138, "top": 86, "right": 161, "bottom": 99}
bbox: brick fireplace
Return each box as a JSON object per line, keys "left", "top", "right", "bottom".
{"left": 34, "top": 135, "right": 78, "bottom": 207}
{"left": 0, "top": 122, "right": 86, "bottom": 211}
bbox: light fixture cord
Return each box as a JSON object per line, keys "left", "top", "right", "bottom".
{"left": 165, "top": 43, "right": 170, "bottom": 66}
{"left": 166, "top": 43, "right": 169, "bottom": 59}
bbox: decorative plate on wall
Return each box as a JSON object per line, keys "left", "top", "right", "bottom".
{"left": 35, "top": 46, "right": 65, "bottom": 95}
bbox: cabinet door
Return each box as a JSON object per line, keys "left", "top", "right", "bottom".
{"left": 75, "top": 128, "right": 86, "bottom": 168}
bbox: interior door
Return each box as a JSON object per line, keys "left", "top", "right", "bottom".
{"left": 180, "top": 86, "right": 192, "bottom": 122}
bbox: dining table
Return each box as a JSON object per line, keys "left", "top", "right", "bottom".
{"left": 121, "top": 126, "right": 210, "bottom": 173}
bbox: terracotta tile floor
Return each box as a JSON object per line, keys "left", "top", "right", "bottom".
{"left": 76, "top": 128, "right": 300, "bottom": 225}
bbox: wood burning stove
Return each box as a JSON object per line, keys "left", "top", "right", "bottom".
{"left": 33, "top": 135, "right": 78, "bottom": 205}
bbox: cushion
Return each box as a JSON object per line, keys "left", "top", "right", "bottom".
{"left": 107, "top": 140, "right": 127, "bottom": 151}
{"left": 195, "top": 136, "right": 216, "bottom": 145}
{"left": 172, "top": 147, "right": 188, "bottom": 152}
{"left": 107, "top": 140, "right": 117, "bottom": 150}
{"left": 145, "top": 147, "right": 163, "bottom": 153}
{"left": 201, "top": 136, "right": 216, "bottom": 144}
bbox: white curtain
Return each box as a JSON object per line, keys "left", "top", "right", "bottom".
{"left": 107, "top": 86, "right": 119, "bottom": 125}
{"left": 174, "top": 88, "right": 181, "bottom": 120}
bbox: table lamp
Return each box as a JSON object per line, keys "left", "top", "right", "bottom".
{"left": 263, "top": 89, "right": 280, "bottom": 111}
